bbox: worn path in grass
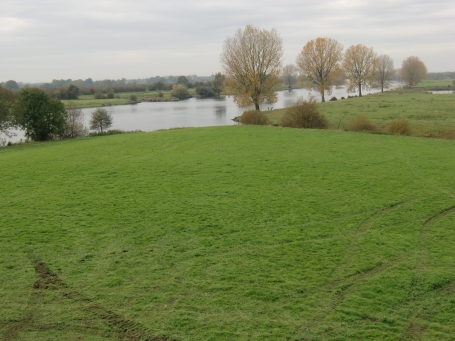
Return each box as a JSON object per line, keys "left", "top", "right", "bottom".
{"left": 1, "top": 126, "right": 455, "bottom": 340}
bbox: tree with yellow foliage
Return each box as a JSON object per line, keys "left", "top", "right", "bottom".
{"left": 400, "top": 56, "right": 427, "bottom": 87}
{"left": 296, "top": 37, "right": 343, "bottom": 102}
{"left": 343, "top": 44, "right": 377, "bottom": 97}
{"left": 221, "top": 25, "right": 283, "bottom": 111}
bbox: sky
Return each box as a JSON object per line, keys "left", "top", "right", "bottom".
{"left": 1, "top": 0, "right": 454, "bottom": 83}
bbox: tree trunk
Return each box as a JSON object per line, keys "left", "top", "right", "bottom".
{"left": 321, "top": 92, "right": 325, "bottom": 102}
{"left": 358, "top": 82, "right": 362, "bottom": 97}
{"left": 255, "top": 102, "right": 260, "bottom": 111}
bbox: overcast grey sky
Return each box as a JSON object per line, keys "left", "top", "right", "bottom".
{"left": 1, "top": 0, "right": 454, "bottom": 83}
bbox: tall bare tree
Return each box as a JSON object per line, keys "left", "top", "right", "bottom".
{"left": 400, "top": 56, "right": 427, "bottom": 87}
{"left": 221, "top": 25, "right": 283, "bottom": 111}
{"left": 282, "top": 64, "right": 297, "bottom": 90}
{"left": 63, "top": 103, "right": 86, "bottom": 138}
{"left": 375, "top": 55, "right": 395, "bottom": 92}
{"left": 296, "top": 37, "right": 343, "bottom": 102}
{"left": 343, "top": 44, "right": 377, "bottom": 97}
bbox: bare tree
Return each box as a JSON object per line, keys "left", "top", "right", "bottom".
{"left": 343, "top": 44, "right": 377, "bottom": 96}
{"left": 221, "top": 25, "right": 283, "bottom": 111}
{"left": 375, "top": 55, "right": 395, "bottom": 92}
{"left": 400, "top": 56, "right": 427, "bottom": 87}
{"left": 63, "top": 103, "right": 86, "bottom": 138}
{"left": 296, "top": 37, "right": 343, "bottom": 102}
{"left": 282, "top": 64, "right": 297, "bottom": 90}
{"left": 90, "top": 108, "right": 113, "bottom": 133}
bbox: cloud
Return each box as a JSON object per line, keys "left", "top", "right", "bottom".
{"left": 1, "top": 0, "right": 454, "bottom": 82}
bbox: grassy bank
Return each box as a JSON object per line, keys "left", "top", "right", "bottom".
{"left": 62, "top": 89, "right": 197, "bottom": 108}
{"left": 266, "top": 88, "right": 455, "bottom": 138}
{"left": 1, "top": 126, "right": 455, "bottom": 340}
{"left": 414, "top": 79, "right": 454, "bottom": 89}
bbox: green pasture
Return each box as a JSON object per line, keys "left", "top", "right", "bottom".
{"left": 266, "top": 89, "right": 455, "bottom": 138}
{"left": 1, "top": 126, "right": 455, "bottom": 340}
{"left": 413, "top": 79, "right": 454, "bottom": 89}
{"left": 62, "top": 89, "right": 197, "bottom": 108}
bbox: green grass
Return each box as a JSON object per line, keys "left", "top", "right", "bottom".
{"left": 1, "top": 126, "right": 455, "bottom": 340}
{"left": 62, "top": 89, "right": 197, "bottom": 108}
{"left": 266, "top": 88, "right": 455, "bottom": 138}
{"left": 414, "top": 79, "right": 454, "bottom": 89}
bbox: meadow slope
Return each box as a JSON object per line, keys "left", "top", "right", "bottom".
{"left": 1, "top": 126, "right": 455, "bottom": 340}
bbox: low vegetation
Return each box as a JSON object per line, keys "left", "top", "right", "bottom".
{"left": 280, "top": 97, "right": 328, "bottom": 129}
{"left": 347, "top": 115, "right": 376, "bottom": 132}
{"left": 387, "top": 118, "right": 411, "bottom": 135}
{"left": 265, "top": 87, "right": 455, "bottom": 139}
{"left": 1, "top": 126, "right": 455, "bottom": 340}
{"left": 239, "top": 110, "right": 269, "bottom": 125}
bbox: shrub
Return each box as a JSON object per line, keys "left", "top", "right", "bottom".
{"left": 94, "top": 93, "right": 105, "bottom": 99}
{"left": 329, "top": 96, "right": 337, "bottom": 101}
{"left": 129, "top": 94, "right": 138, "bottom": 102}
{"left": 88, "top": 129, "right": 124, "bottom": 137}
{"left": 239, "top": 110, "right": 269, "bottom": 125}
{"left": 347, "top": 115, "right": 376, "bottom": 132}
{"left": 281, "top": 97, "right": 328, "bottom": 129}
{"left": 106, "top": 92, "right": 114, "bottom": 99}
{"left": 387, "top": 119, "right": 411, "bottom": 135}
{"left": 158, "top": 91, "right": 164, "bottom": 98}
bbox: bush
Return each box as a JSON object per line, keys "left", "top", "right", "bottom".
{"left": 129, "top": 94, "right": 138, "bottom": 102}
{"left": 94, "top": 93, "right": 105, "bottom": 99}
{"left": 158, "top": 91, "right": 164, "bottom": 98}
{"left": 387, "top": 119, "right": 411, "bottom": 135}
{"left": 239, "top": 110, "right": 269, "bottom": 125}
{"left": 88, "top": 129, "right": 124, "bottom": 137}
{"left": 347, "top": 115, "right": 376, "bottom": 132}
{"left": 196, "top": 86, "right": 215, "bottom": 98}
{"left": 171, "top": 84, "right": 190, "bottom": 100}
{"left": 106, "top": 92, "right": 114, "bottom": 99}
{"left": 281, "top": 97, "right": 328, "bottom": 129}
{"left": 329, "top": 96, "right": 337, "bottom": 101}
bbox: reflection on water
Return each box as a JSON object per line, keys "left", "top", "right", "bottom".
{"left": 215, "top": 106, "right": 226, "bottom": 119}
{"left": 4, "top": 84, "right": 399, "bottom": 144}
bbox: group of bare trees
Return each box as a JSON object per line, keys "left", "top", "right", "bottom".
{"left": 221, "top": 25, "right": 428, "bottom": 109}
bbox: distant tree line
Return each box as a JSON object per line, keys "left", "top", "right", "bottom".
{"left": 0, "top": 73, "right": 229, "bottom": 102}
{"left": 426, "top": 72, "right": 455, "bottom": 80}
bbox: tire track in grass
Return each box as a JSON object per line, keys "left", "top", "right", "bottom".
{"left": 398, "top": 204, "right": 455, "bottom": 341}
{"left": 1, "top": 257, "right": 174, "bottom": 341}
{"left": 289, "top": 199, "right": 416, "bottom": 340}
{"left": 329, "top": 198, "right": 417, "bottom": 286}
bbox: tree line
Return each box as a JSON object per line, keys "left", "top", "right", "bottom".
{"left": 221, "top": 25, "right": 429, "bottom": 109}
{"left": 1, "top": 74, "right": 228, "bottom": 102}
{"left": 0, "top": 87, "right": 117, "bottom": 144}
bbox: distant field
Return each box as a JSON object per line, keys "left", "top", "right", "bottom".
{"left": 414, "top": 79, "right": 454, "bottom": 88}
{"left": 62, "top": 89, "right": 197, "bottom": 108}
{"left": 266, "top": 88, "right": 455, "bottom": 138}
{"left": 1, "top": 126, "right": 455, "bottom": 340}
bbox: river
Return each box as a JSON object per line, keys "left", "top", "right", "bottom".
{"left": 2, "top": 85, "right": 398, "bottom": 145}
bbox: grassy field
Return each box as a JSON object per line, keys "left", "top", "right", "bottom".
{"left": 1, "top": 126, "right": 455, "bottom": 340}
{"left": 414, "top": 79, "right": 454, "bottom": 89}
{"left": 266, "top": 88, "right": 455, "bottom": 138}
{"left": 62, "top": 89, "right": 197, "bottom": 108}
